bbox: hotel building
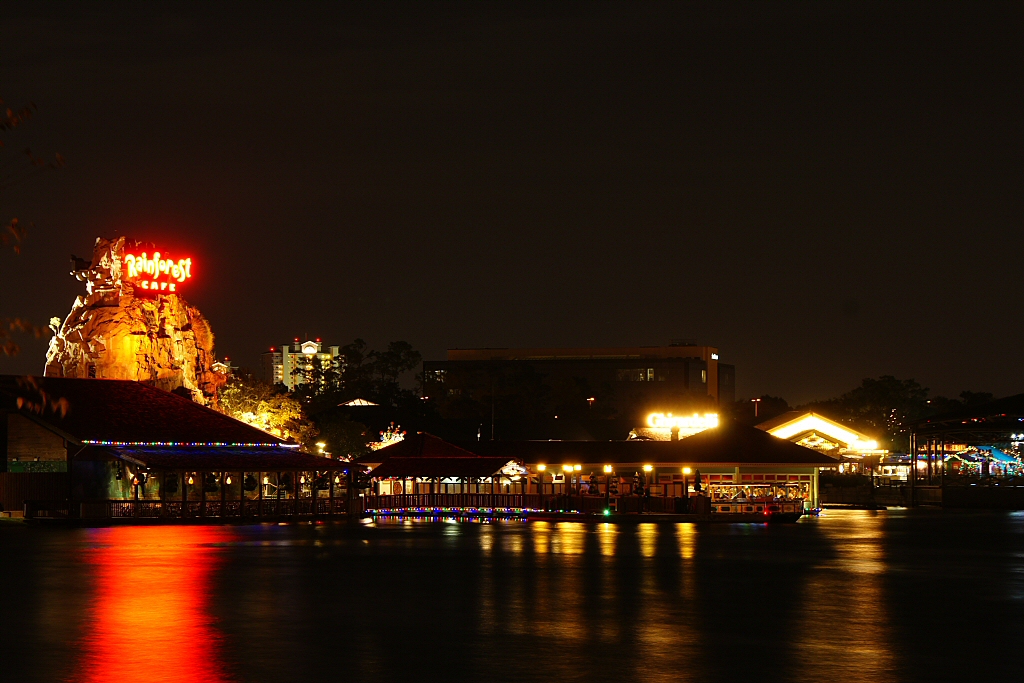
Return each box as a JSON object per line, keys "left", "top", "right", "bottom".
{"left": 261, "top": 339, "right": 341, "bottom": 391}
{"left": 423, "top": 344, "right": 735, "bottom": 421}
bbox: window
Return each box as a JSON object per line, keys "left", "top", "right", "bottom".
{"left": 701, "top": 370, "right": 707, "bottom": 383}
{"left": 617, "top": 368, "right": 655, "bottom": 382}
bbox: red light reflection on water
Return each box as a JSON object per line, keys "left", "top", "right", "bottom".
{"left": 75, "top": 526, "right": 235, "bottom": 683}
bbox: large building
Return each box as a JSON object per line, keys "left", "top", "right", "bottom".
{"left": 261, "top": 339, "right": 341, "bottom": 391}
{"left": 423, "top": 344, "right": 735, "bottom": 421}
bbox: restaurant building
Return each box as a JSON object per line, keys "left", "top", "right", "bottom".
{"left": 0, "top": 375, "right": 354, "bottom": 521}
{"left": 360, "top": 420, "right": 835, "bottom": 514}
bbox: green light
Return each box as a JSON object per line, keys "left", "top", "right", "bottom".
{"left": 603, "top": 509, "right": 610, "bottom": 516}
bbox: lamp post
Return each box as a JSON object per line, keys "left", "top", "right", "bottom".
{"left": 603, "top": 464, "right": 613, "bottom": 511}
{"left": 682, "top": 466, "right": 692, "bottom": 513}
{"left": 751, "top": 397, "right": 762, "bottom": 417}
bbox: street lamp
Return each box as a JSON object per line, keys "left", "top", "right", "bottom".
{"left": 751, "top": 397, "right": 762, "bottom": 417}
{"left": 603, "top": 464, "right": 613, "bottom": 510}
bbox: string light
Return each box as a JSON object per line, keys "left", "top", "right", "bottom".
{"left": 82, "top": 440, "right": 297, "bottom": 448}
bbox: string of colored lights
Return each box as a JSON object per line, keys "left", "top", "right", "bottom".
{"left": 82, "top": 440, "right": 299, "bottom": 448}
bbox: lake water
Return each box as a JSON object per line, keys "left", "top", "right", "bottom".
{"left": 2, "top": 509, "right": 1023, "bottom": 683}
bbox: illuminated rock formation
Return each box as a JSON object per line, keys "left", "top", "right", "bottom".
{"left": 44, "top": 237, "right": 225, "bottom": 404}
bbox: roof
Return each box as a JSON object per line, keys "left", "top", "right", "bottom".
{"left": 914, "top": 394, "right": 1024, "bottom": 438}
{"left": 339, "top": 398, "right": 378, "bottom": 406}
{"left": 0, "top": 375, "right": 285, "bottom": 446}
{"left": 357, "top": 432, "right": 523, "bottom": 479}
{"left": 369, "top": 457, "right": 514, "bottom": 479}
{"left": 107, "top": 447, "right": 355, "bottom": 471}
{"left": 755, "top": 411, "right": 879, "bottom": 449}
{"left": 355, "top": 432, "right": 484, "bottom": 463}
{"left": 453, "top": 420, "right": 837, "bottom": 466}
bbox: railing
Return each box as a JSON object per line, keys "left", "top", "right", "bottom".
{"left": 364, "top": 493, "right": 705, "bottom": 515}
{"left": 70, "top": 496, "right": 352, "bottom": 521}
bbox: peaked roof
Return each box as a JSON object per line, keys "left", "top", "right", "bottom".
{"left": 357, "top": 432, "right": 520, "bottom": 479}
{"left": 0, "top": 376, "right": 286, "bottom": 446}
{"left": 453, "top": 420, "right": 837, "bottom": 466}
{"left": 755, "top": 411, "right": 876, "bottom": 448}
{"left": 357, "top": 432, "right": 484, "bottom": 462}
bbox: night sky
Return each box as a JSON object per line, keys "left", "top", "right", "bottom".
{"left": 2, "top": 2, "right": 1021, "bottom": 404}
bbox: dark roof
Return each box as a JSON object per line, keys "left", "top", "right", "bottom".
{"left": 0, "top": 375, "right": 284, "bottom": 446}
{"left": 109, "top": 447, "right": 354, "bottom": 472}
{"left": 369, "top": 457, "right": 513, "bottom": 479}
{"left": 355, "top": 432, "right": 483, "bottom": 463}
{"left": 911, "top": 394, "right": 1024, "bottom": 443}
{"left": 453, "top": 420, "right": 836, "bottom": 466}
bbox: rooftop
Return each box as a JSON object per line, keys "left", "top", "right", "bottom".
{"left": 1, "top": 375, "right": 286, "bottom": 447}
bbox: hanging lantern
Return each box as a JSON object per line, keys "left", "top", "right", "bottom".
{"left": 187, "top": 475, "right": 194, "bottom": 486}
{"left": 300, "top": 475, "right": 306, "bottom": 485}
{"left": 334, "top": 475, "right": 341, "bottom": 485}
{"left": 225, "top": 475, "right": 232, "bottom": 485}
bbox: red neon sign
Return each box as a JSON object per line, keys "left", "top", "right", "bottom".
{"left": 123, "top": 250, "right": 193, "bottom": 292}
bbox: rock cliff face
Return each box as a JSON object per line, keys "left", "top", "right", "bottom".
{"left": 44, "top": 237, "right": 225, "bottom": 405}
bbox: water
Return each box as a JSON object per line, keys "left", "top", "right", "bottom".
{"left": 2, "top": 510, "right": 1023, "bottom": 683}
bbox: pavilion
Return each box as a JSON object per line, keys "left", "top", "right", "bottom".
{"left": 361, "top": 421, "right": 835, "bottom": 514}
{"left": 755, "top": 411, "right": 888, "bottom": 474}
{"left": 1, "top": 375, "right": 355, "bottom": 521}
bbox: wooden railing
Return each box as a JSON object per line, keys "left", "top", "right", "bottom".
{"left": 66, "top": 497, "right": 352, "bottom": 521}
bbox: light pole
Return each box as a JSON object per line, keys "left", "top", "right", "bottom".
{"left": 603, "top": 464, "right": 613, "bottom": 511}
{"left": 682, "top": 466, "right": 691, "bottom": 513}
{"left": 751, "top": 397, "right": 762, "bottom": 418}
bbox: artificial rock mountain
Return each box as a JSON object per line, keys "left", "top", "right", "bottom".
{"left": 44, "top": 236, "right": 225, "bottom": 404}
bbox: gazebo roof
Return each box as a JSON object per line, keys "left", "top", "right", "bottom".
{"left": 0, "top": 375, "right": 286, "bottom": 446}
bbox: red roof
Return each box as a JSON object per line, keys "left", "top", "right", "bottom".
{"left": 1, "top": 376, "right": 285, "bottom": 446}
{"left": 356, "top": 432, "right": 484, "bottom": 463}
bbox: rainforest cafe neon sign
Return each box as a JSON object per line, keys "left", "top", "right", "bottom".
{"left": 123, "top": 251, "right": 193, "bottom": 292}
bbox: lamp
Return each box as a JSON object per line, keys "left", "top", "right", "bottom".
{"left": 187, "top": 475, "right": 194, "bottom": 486}
{"left": 537, "top": 464, "right": 546, "bottom": 472}
{"left": 682, "top": 467, "right": 692, "bottom": 475}
{"left": 643, "top": 464, "right": 653, "bottom": 473}
{"left": 603, "top": 465, "right": 613, "bottom": 474}
{"left": 574, "top": 464, "right": 582, "bottom": 471}
{"left": 225, "top": 475, "right": 232, "bottom": 485}
{"left": 334, "top": 475, "right": 341, "bottom": 485}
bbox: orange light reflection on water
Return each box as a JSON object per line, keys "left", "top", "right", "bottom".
{"left": 74, "top": 526, "right": 235, "bottom": 683}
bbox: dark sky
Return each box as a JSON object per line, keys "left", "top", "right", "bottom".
{"left": 2, "top": 1, "right": 1022, "bottom": 404}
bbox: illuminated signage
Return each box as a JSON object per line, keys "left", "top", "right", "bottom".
{"left": 711, "top": 353, "right": 719, "bottom": 360}
{"left": 123, "top": 251, "right": 193, "bottom": 293}
{"left": 646, "top": 412, "right": 719, "bottom": 437}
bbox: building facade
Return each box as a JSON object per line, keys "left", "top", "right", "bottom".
{"left": 423, "top": 344, "right": 736, "bottom": 421}
{"left": 261, "top": 339, "right": 341, "bottom": 391}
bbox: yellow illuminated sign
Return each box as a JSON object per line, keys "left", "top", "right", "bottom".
{"left": 647, "top": 412, "right": 719, "bottom": 432}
